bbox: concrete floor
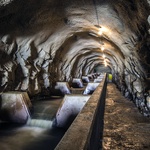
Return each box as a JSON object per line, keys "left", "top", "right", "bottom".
{"left": 103, "top": 83, "right": 150, "bottom": 150}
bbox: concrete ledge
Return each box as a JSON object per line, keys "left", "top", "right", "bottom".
{"left": 55, "top": 74, "right": 107, "bottom": 150}
{"left": 0, "top": 92, "right": 32, "bottom": 123}
{"left": 54, "top": 95, "right": 90, "bottom": 128}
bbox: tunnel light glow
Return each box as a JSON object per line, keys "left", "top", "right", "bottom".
{"left": 102, "top": 54, "right": 105, "bottom": 58}
{"left": 98, "top": 29, "right": 102, "bottom": 35}
{"left": 98, "top": 27, "right": 107, "bottom": 35}
{"left": 101, "top": 47, "right": 105, "bottom": 51}
{"left": 104, "top": 59, "right": 107, "bottom": 67}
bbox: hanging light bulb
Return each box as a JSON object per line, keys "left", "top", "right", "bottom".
{"left": 101, "top": 47, "right": 104, "bottom": 51}
{"left": 98, "top": 28, "right": 102, "bottom": 35}
{"left": 103, "top": 59, "right": 106, "bottom": 63}
{"left": 102, "top": 54, "right": 105, "bottom": 58}
{"left": 104, "top": 59, "right": 107, "bottom": 67}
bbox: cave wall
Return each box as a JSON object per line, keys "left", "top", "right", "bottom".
{"left": 0, "top": 0, "right": 150, "bottom": 115}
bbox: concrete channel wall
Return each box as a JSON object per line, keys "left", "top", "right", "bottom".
{"left": 55, "top": 74, "right": 107, "bottom": 150}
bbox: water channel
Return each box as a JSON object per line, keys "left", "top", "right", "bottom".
{"left": 0, "top": 97, "right": 67, "bottom": 150}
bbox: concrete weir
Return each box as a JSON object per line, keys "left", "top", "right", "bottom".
{"left": 55, "top": 74, "right": 107, "bottom": 150}
{"left": 0, "top": 92, "right": 32, "bottom": 123}
{"left": 54, "top": 95, "right": 91, "bottom": 128}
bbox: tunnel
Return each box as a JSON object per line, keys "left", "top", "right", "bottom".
{"left": 0, "top": 0, "right": 150, "bottom": 149}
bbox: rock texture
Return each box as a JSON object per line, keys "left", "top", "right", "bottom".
{"left": 0, "top": 0, "right": 150, "bottom": 114}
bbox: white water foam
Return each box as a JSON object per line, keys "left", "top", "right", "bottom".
{"left": 27, "top": 119, "right": 53, "bottom": 129}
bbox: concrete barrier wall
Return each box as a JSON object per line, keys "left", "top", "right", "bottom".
{"left": 55, "top": 74, "right": 107, "bottom": 150}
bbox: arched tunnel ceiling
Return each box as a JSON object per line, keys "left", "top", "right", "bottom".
{"left": 0, "top": 0, "right": 150, "bottom": 111}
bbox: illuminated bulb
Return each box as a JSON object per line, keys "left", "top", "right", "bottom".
{"left": 98, "top": 27, "right": 108, "bottom": 36}
{"left": 101, "top": 47, "right": 104, "bottom": 51}
{"left": 101, "top": 27, "right": 107, "bottom": 32}
{"left": 104, "top": 59, "right": 107, "bottom": 67}
{"left": 98, "top": 27, "right": 103, "bottom": 35}
{"left": 102, "top": 54, "right": 105, "bottom": 58}
{"left": 98, "top": 30, "right": 102, "bottom": 35}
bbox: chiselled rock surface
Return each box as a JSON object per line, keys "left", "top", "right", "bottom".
{"left": 0, "top": 0, "right": 149, "bottom": 114}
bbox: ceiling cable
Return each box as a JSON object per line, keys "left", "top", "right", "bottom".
{"left": 93, "top": 0, "right": 100, "bottom": 27}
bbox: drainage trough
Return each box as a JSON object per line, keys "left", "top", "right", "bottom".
{"left": 55, "top": 74, "right": 107, "bottom": 150}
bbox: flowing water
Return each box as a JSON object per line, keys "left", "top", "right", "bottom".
{"left": 0, "top": 97, "right": 67, "bottom": 150}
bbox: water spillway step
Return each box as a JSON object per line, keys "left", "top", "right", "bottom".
{"left": 27, "top": 119, "right": 53, "bottom": 129}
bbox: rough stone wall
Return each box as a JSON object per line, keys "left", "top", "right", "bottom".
{"left": 0, "top": 0, "right": 150, "bottom": 115}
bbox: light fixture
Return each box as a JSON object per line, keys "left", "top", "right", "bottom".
{"left": 98, "top": 29, "right": 102, "bottom": 35}
{"left": 104, "top": 59, "right": 107, "bottom": 67}
{"left": 88, "top": 32, "right": 99, "bottom": 37}
{"left": 95, "top": 25, "right": 101, "bottom": 28}
{"left": 102, "top": 54, "right": 105, "bottom": 58}
{"left": 101, "top": 46, "right": 104, "bottom": 51}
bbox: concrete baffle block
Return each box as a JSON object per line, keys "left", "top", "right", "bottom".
{"left": 82, "top": 76, "right": 90, "bottom": 83}
{"left": 94, "top": 78, "right": 102, "bottom": 83}
{"left": 87, "top": 74, "right": 94, "bottom": 81}
{"left": 54, "top": 95, "right": 90, "bottom": 128}
{"left": 97, "top": 74, "right": 105, "bottom": 79}
{"left": 72, "top": 78, "right": 84, "bottom": 88}
{"left": 0, "top": 92, "right": 32, "bottom": 124}
{"left": 83, "top": 82, "right": 99, "bottom": 95}
{"left": 54, "top": 82, "right": 71, "bottom": 96}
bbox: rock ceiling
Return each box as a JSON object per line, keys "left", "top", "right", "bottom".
{"left": 0, "top": 0, "right": 150, "bottom": 114}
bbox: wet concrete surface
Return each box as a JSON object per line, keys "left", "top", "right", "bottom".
{"left": 103, "top": 83, "right": 150, "bottom": 150}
